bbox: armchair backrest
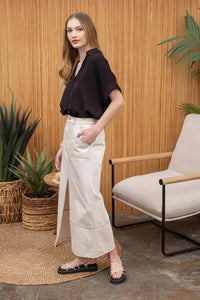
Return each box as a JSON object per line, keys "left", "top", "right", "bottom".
{"left": 168, "top": 114, "right": 200, "bottom": 174}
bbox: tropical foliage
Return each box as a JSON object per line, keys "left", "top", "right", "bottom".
{"left": 10, "top": 148, "right": 55, "bottom": 198}
{"left": 158, "top": 10, "right": 200, "bottom": 115}
{"left": 0, "top": 89, "right": 39, "bottom": 182}
{"left": 158, "top": 10, "right": 200, "bottom": 77}
{"left": 179, "top": 103, "right": 200, "bottom": 115}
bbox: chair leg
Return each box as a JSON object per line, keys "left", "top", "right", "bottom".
{"left": 111, "top": 194, "right": 200, "bottom": 256}
{"left": 159, "top": 185, "right": 200, "bottom": 256}
{"left": 112, "top": 196, "right": 152, "bottom": 229}
{"left": 152, "top": 220, "right": 200, "bottom": 256}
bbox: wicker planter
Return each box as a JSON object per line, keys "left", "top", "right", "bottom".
{"left": 22, "top": 190, "right": 58, "bottom": 231}
{"left": 0, "top": 179, "right": 25, "bottom": 223}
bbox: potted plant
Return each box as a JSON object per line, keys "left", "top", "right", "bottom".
{"left": 11, "top": 147, "right": 57, "bottom": 231}
{"left": 0, "top": 88, "right": 39, "bottom": 223}
{"left": 158, "top": 9, "right": 200, "bottom": 114}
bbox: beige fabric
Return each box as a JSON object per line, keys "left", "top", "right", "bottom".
{"left": 113, "top": 169, "right": 200, "bottom": 221}
{"left": 169, "top": 114, "right": 200, "bottom": 174}
{"left": 55, "top": 116, "right": 115, "bottom": 258}
{"left": 59, "top": 188, "right": 70, "bottom": 241}
{"left": 113, "top": 114, "right": 200, "bottom": 221}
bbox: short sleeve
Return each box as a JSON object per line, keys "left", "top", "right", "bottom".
{"left": 93, "top": 54, "right": 121, "bottom": 101}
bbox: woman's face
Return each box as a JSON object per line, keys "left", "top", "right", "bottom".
{"left": 66, "top": 18, "right": 90, "bottom": 51}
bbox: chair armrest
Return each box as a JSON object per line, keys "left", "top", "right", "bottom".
{"left": 109, "top": 152, "right": 173, "bottom": 165}
{"left": 159, "top": 173, "right": 200, "bottom": 185}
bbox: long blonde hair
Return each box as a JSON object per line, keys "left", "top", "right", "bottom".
{"left": 59, "top": 12, "right": 100, "bottom": 86}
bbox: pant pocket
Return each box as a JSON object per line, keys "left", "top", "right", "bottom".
{"left": 71, "top": 124, "right": 91, "bottom": 159}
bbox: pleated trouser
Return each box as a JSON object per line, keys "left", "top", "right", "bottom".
{"left": 55, "top": 116, "right": 115, "bottom": 258}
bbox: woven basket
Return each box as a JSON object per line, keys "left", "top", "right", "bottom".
{"left": 0, "top": 179, "right": 25, "bottom": 224}
{"left": 22, "top": 190, "right": 58, "bottom": 231}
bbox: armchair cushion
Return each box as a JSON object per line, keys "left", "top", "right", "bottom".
{"left": 169, "top": 114, "right": 200, "bottom": 174}
{"left": 112, "top": 169, "right": 200, "bottom": 221}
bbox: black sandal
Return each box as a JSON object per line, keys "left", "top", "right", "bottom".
{"left": 58, "top": 259, "right": 98, "bottom": 275}
{"left": 110, "top": 262, "right": 127, "bottom": 284}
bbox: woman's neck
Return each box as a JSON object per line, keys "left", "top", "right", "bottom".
{"left": 78, "top": 45, "right": 91, "bottom": 63}
{"left": 79, "top": 52, "right": 86, "bottom": 63}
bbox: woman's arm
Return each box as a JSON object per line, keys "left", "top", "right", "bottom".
{"left": 95, "top": 89, "right": 124, "bottom": 133}
{"left": 77, "top": 89, "right": 124, "bottom": 144}
{"left": 55, "top": 144, "right": 63, "bottom": 171}
{"left": 55, "top": 89, "right": 124, "bottom": 169}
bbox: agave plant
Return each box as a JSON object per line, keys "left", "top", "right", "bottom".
{"left": 0, "top": 88, "right": 39, "bottom": 182}
{"left": 158, "top": 10, "right": 200, "bottom": 76}
{"left": 10, "top": 148, "right": 55, "bottom": 198}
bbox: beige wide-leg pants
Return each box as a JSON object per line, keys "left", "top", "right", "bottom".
{"left": 55, "top": 116, "right": 115, "bottom": 258}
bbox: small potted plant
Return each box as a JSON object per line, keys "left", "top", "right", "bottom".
{"left": 11, "top": 147, "right": 57, "bottom": 231}
{"left": 0, "top": 88, "right": 39, "bottom": 223}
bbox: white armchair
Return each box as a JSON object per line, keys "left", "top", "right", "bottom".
{"left": 109, "top": 114, "right": 200, "bottom": 256}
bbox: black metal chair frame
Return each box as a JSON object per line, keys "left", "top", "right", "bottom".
{"left": 110, "top": 162, "right": 200, "bottom": 257}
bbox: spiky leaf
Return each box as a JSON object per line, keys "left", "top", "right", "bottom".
{"left": 10, "top": 147, "right": 56, "bottom": 198}
{"left": 0, "top": 88, "right": 40, "bottom": 181}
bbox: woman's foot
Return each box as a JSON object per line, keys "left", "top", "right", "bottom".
{"left": 60, "top": 257, "right": 96, "bottom": 269}
{"left": 58, "top": 257, "right": 98, "bottom": 275}
{"left": 109, "top": 249, "right": 126, "bottom": 284}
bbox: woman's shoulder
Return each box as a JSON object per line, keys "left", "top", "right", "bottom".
{"left": 86, "top": 48, "right": 108, "bottom": 65}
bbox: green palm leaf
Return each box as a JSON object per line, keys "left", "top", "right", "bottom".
{"left": 179, "top": 103, "right": 200, "bottom": 114}
{"left": 158, "top": 10, "right": 200, "bottom": 75}
{"left": 158, "top": 35, "right": 186, "bottom": 46}
{"left": 176, "top": 45, "right": 200, "bottom": 63}
{"left": 185, "top": 50, "right": 200, "bottom": 62}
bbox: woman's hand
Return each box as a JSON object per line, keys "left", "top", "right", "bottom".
{"left": 55, "top": 144, "right": 63, "bottom": 171}
{"left": 77, "top": 126, "right": 100, "bottom": 145}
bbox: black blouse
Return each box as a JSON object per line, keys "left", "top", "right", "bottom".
{"left": 60, "top": 48, "right": 121, "bottom": 119}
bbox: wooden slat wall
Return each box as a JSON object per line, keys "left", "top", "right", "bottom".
{"left": 1, "top": 0, "right": 200, "bottom": 212}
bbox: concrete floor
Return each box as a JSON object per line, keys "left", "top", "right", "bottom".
{"left": 0, "top": 213, "right": 200, "bottom": 300}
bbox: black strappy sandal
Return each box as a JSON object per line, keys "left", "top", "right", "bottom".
{"left": 110, "top": 262, "right": 127, "bottom": 284}
{"left": 58, "top": 259, "right": 98, "bottom": 275}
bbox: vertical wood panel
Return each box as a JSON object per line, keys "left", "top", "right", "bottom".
{"left": 0, "top": 0, "right": 199, "bottom": 212}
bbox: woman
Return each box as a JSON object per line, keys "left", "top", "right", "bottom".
{"left": 55, "top": 12, "right": 126, "bottom": 284}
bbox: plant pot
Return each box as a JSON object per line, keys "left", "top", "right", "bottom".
{"left": 22, "top": 190, "right": 58, "bottom": 231}
{"left": 0, "top": 179, "right": 25, "bottom": 223}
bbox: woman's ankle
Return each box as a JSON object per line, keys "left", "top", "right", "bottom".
{"left": 76, "top": 256, "right": 97, "bottom": 264}
{"left": 109, "top": 248, "right": 121, "bottom": 263}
